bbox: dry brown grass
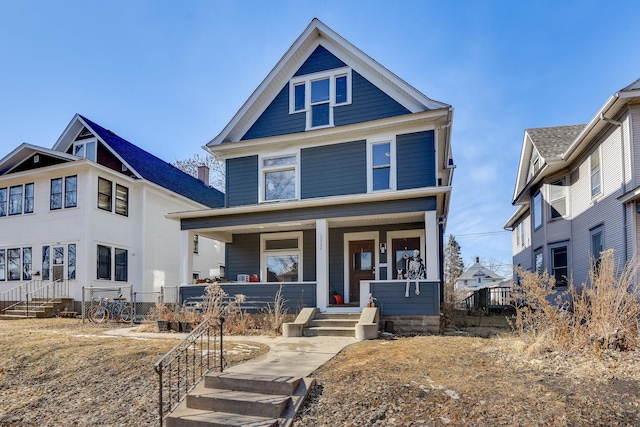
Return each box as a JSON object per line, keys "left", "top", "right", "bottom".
{"left": 0, "top": 318, "right": 268, "bottom": 426}
{"left": 294, "top": 335, "right": 640, "bottom": 426}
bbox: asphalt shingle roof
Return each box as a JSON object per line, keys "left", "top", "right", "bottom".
{"left": 526, "top": 124, "right": 586, "bottom": 159}
{"left": 81, "top": 116, "right": 224, "bottom": 208}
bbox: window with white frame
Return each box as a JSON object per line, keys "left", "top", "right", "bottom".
{"left": 515, "top": 221, "right": 526, "bottom": 248}
{"left": 590, "top": 149, "right": 601, "bottom": 198}
{"left": 532, "top": 191, "right": 542, "bottom": 229}
{"left": 260, "top": 154, "right": 298, "bottom": 202}
{"left": 289, "top": 68, "right": 352, "bottom": 130}
{"left": 590, "top": 224, "right": 604, "bottom": 264}
{"left": 7, "top": 183, "right": 34, "bottom": 216}
{"left": 534, "top": 248, "right": 543, "bottom": 275}
{"left": 261, "top": 232, "right": 302, "bottom": 282}
{"left": 5, "top": 247, "right": 31, "bottom": 280}
{"left": 0, "top": 249, "right": 5, "bottom": 281}
{"left": 549, "top": 177, "right": 567, "bottom": 219}
{"left": 0, "top": 188, "right": 6, "bottom": 217}
{"left": 50, "top": 175, "right": 77, "bottom": 210}
{"left": 73, "top": 138, "right": 97, "bottom": 162}
{"left": 368, "top": 139, "right": 395, "bottom": 192}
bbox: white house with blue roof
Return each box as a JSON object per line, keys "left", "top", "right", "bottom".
{"left": 0, "top": 114, "right": 225, "bottom": 305}
{"left": 169, "top": 19, "right": 455, "bottom": 333}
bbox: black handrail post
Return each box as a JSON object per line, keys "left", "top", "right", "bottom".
{"left": 219, "top": 317, "right": 225, "bottom": 372}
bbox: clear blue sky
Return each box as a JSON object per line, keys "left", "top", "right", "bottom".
{"left": 1, "top": 1, "right": 639, "bottom": 272}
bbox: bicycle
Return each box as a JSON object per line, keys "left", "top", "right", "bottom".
{"left": 89, "top": 295, "right": 132, "bottom": 323}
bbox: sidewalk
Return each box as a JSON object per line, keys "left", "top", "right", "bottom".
{"left": 104, "top": 328, "right": 356, "bottom": 378}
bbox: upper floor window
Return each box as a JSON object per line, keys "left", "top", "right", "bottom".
{"left": 532, "top": 191, "right": 542, "bottom": 230}
{"left": 98, "top": 177, "right": 129, "bottom": 216}
{"left": 590, "top": 149, "right": 601, "bottom": 198}
{"left": 549, "top": 177, "right": 567, "bottom": 219}
{"left": 367, "top": 139, "right": 396, "bottom": 192}
{"left": 50, "top": 175, "right": 77, "bottom": 210}
{"left": 528, "top": 151, "right": 541, "bottom": 180}
{"left": 289, "top": 68, "right": 352, "bottom": 130}
{"left": 4, "top": 183, "right": 34, "bottom": 216}
{"left": 515, "top": 220, "right": 526, "bottom": 248}
{"left": 260, "top": 153, "right": 298, "bottom": 202}
{"left": 73, "top": 139, "right": 97, "bottom": 162}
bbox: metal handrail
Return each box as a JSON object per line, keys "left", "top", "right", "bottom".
{"left": 1, "top": 280, "right": 41, "bottom": 313}
{"left": 24, "top": 280, "right": 69, "bottom": 317}
{"left": 154, "top": 316, "right": 225, "bottom": 426}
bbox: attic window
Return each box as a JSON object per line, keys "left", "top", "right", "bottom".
{"left": 289, "top": 67, "right": 352, "bottom": 130}
{"left": 76, "top": 127, "right": 93, "bottom": 140}
{"left": 73, "top": 139, "right": 97, "bottom": 162}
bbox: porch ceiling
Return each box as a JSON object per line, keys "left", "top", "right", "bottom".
{"left": 195, "top": 212, "right": 426, "bottom": 240}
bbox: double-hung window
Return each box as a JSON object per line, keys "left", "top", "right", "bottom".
{"left": 550, "top": 244, "right": 568, "bottom": 287}
{"left": 590, "top": 149, "right": 601, "bottom": 198}
{"left": 368, "top": 139, "right": 395, "bottom": 192}
{"left": 289, "top": 68, "right": 352, "bottom": 130}
{"left": 51, "top": 176, "right": 77, "bottom": 210}
{"left": 534, "top": 248, "right": 543, "bottom": 275}
{"left": 115, "top": 184, "right": 128, "bottom": 216}
{"left": 98, "top": 178, "right": 112, "bottom": 211}
{"left": 0, "top": 188, "right": 6, "bottom": 217}
{"left": 261, "top": 232, "right": 302, "bottom": 282}
{"left": 260, "top": 154, "right": 298, "bottom": 202}
{"left": 98, "top": 178, "right": 129, "bottom": 215}
{"left": 97, "top": 245, "right": 128, "bottom": 281}
{"left": 0, "top": 249, "right": 5, "bottom": 281}
{"left": 549, "top": 177, "right": 567, "bottom": 219}
{"left": 590, "top": 224, "right": 604, "bottom": 267}
{"left": 9, "top": 185, "right": 22, "bottom": 215}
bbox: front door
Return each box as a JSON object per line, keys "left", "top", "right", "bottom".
{"left": 349, "top": 240, "right": 375, "bottom": 303}
{"left": 52, "top": 246, "right": 65, "bottom": 282}
{"left": 392, "top": 237, "right": 421, "bottom": 280}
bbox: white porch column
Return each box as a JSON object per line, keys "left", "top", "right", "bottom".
{"left": 425, "top": 211, "right": 439, "bottom": 281}
{"left": 180, "top": 230, "right": 194, "bottom": 286}
{"left": 316, "top": 219, "right": 329, "bottom": 310}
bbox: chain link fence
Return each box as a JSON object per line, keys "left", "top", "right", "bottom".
{"left": 82, "top": 286, "right": 134, "bottom": 325}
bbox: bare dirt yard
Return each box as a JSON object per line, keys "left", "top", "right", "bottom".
{"left": 293, "top": 331, "right": 640, "bottom": 426}
{"left": 1, "top": 318, "right": 639, "bottom": 426}
{"left": 0, "top": 319, "right": 267, "bottom": 426}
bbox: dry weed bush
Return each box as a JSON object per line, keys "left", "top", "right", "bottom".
{"left": 261, "top": 284, "right": 289, "bottom": 335}
{"left": 512, "top": 249, "right": 640, "bottom": 354}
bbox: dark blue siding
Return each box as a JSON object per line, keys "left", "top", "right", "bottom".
{"left": 242, "top": 85, "right": 306, "bottom": 140}
{"left": 181, "top": 197, "right": 437, "bottom": 230}
{"left": 397, "top": 130, "right": 436, "bottom": 190}
{"left": 294, "top": 45, "right": 346, "bottom": 76}
{"left": 226, "top": 156, "right": 258, "bottom": 207}
{"left": 303, "top": 230, "right": 316, "bottom": 281}
{"left": 334, "top": 71, "right": 411, "bottom": 126}
{"left": 301, "top": 140, "right": 366, "bottom": 199}
{"left": 180, "top": 283, "right": 317, "bottom": 314}
{"left": 226, "top": 233, "right": 260, "bottom": 281}
{"left": 370, "top": 281, "right": 439, "bottom": 315}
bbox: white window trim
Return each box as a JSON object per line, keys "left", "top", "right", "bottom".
{"left": 590, "top": 147, "right": 602, "bottom": 199}
{"left": 260, "top": 231, "right": 303, "bottom": 282}
{"left": 288, "top": 67, "right": 352, "bottom": 130}
{"left": 258, "top": 151, "right": 300, "bottom": 203}
{"left": 386, "top": 230, "right": 425, "bottom": 280}
{"left": 73, "top": 137, "right": 97, "bottom": 161}
{"left": 548, "top": 176, "right": 568, "bottom": 221}
{"left": 532, "top": 191, "right": 542, "bottom": 230}
{"left": 366, "top": 136, "right": 396, "bottom": 193}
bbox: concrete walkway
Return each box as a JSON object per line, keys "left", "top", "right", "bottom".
{"left": 105, "top": 328, "right": 357, "bottom": 378}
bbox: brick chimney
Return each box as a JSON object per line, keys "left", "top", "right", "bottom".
{"left": 197, "top": 164, "right": 209, "bottom": 184}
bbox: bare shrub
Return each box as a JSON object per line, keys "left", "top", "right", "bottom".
{"left": 511, "top": 250, "right": 640, "bottom": 354}
{"left": 262, "top": 284, "right": 288, "bottom": 335}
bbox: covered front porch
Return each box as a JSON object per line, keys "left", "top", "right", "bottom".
{"left": 169, "top": 193, "right": 444, "bottom": 334}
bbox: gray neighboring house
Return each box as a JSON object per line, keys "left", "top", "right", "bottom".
{"left": 505, "top": 78, "right": 640, "bottom": 288}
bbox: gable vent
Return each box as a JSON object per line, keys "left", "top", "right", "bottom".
{"left": 33, "top": 154, "right": 40, "bottom": 164}
{"left": 122, "top": 164, "right": 128, "bottom": 172}
{"left": 75, "top": 127, "right": 93, "bottom": 140}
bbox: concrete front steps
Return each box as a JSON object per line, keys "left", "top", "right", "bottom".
{"left": 166, "top": 372, "right": 314, "bottom": 427}
{"left": 283, "top": 307, "right": 379, "bottom": 340}
{"left": 0, "top": 298, "right": 74, "bottom": 320}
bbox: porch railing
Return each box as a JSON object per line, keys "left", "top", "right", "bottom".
{"left": 1, "top": 280, "right": 42, "bottom": 313}
{"left": 24, "top": 280, "right": 70, "bottom": 317}
{"left": 462, "top": 286, "right": 512, "bottom": 311}
{"left": 154, "top": 316, "right": 225, "bottom": 426}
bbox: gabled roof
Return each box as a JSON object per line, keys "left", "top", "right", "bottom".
{"left": 510, "top": 77, "right": 640, "bottom": 206}
{"left": 206, "top": 18, "right": 450, "bottom": 147}
{"left": 0, "top": 143, "right": 78, "bottom": 175}
{"left": 457, "top": 260, "right": 505, "bottom": 282}
{"left": 77, "top": 116, "right": 224, "bottom": 208}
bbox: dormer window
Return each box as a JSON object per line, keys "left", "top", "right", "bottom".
{"left": 73, "top": 139, "right": 97, "bottom": 162}
{"left": 289, "top": 68, "right": 352, "bottom": 130}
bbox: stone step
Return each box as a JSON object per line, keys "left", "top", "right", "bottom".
{"left": 308, "top": 318, "right": 358, "bottom": 328}
{"left": 166, "top": 406, "right": 277, "bottom": 427}
{"left": 187, "top": 382, "right": 290, "bottom": 418}
{"left": 303, "top": 326, "right": 356, "bottom": 337}
{"left": 0, "top": 313, "right": 38, "bottom": 320}
{"left": 314, "top": 312, "right": 361, "bottom": 320}
{"left": 205, "top": 372, "right": 301, "bottom": 396}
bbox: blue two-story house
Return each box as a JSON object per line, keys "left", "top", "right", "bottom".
{"left": 169, "top": 19, "right": 454, "bottom": 333}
